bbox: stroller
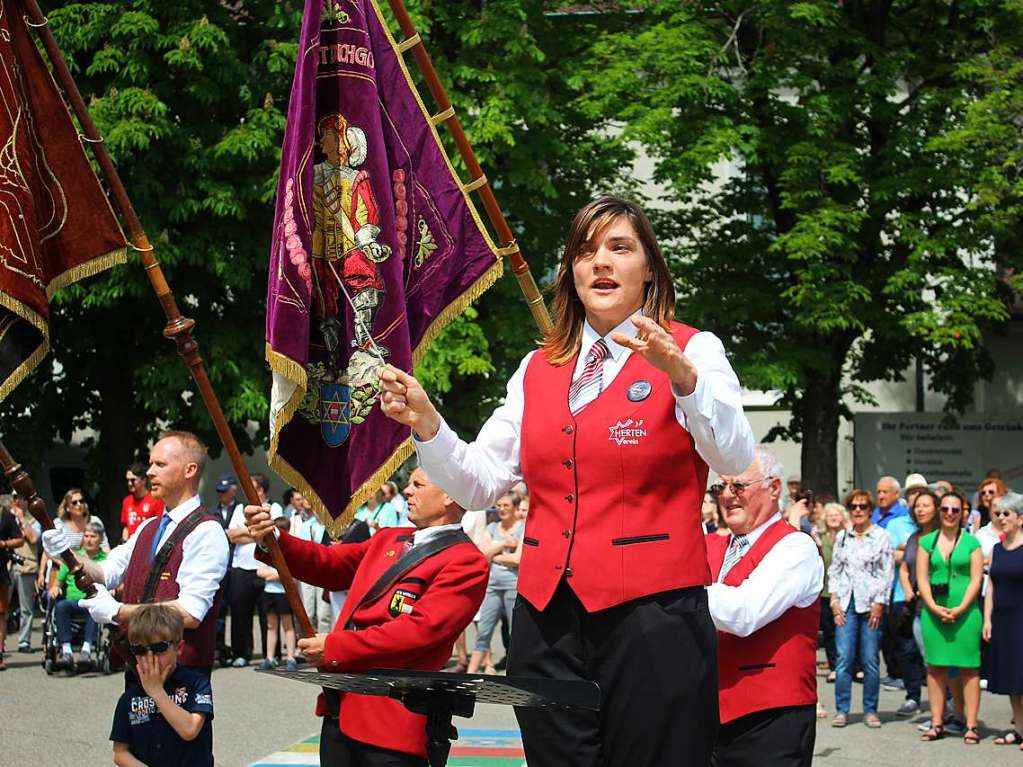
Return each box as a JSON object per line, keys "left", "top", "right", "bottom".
{"left": 40, "top": 588, "right": 113, "bottom": 675}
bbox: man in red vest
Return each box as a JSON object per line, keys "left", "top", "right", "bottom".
{"left": 245, "top": 465, "right": 488, "bottom": 766}
{"left": 42, "top": 431, "right": 229, "bottom": 676}
{"left": 706, "top": 446, "right": 823, "bottom": 767}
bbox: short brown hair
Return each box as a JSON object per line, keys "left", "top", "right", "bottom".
{"left": 158, "top": 431, "right": 208, "bottom": 477}
{"left": 541, "top": 196, "right": 676, "bottom": 365}
{"left": 128, "top": 604, "right": 184, "bottom": 644}
{"left": 843, "top": 489, "right": 875, "bottom": 509}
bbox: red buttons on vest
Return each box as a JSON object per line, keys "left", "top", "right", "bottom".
{"left": 562, "top": 459, "right": 573, "bottom": 468}
{"left": 565, "top": 494, "right": 574, "bottom": 502}
{"left": 563, "top": 425, "right": 574, "bottom": 434}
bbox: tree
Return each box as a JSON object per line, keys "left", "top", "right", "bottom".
{"left": 1, "top": 1, "right": 628, "bottom": 526}
{"left": 398, "top": 1, "right": 639, "bottom": 434}
{"left": 1, "top": 0, "right": 304, "bottom": 530}
{"left": 579, "top": 0, "right": 1023, "bottom": 494}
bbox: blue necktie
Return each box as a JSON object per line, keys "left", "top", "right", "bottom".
{"left": 149, "top": 513, "right": 173, "bottom": 562}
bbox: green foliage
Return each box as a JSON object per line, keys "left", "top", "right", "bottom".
{"left": 577, "top": 0, "right": 1022, "bottom": 490}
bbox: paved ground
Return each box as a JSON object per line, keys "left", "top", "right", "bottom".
{"left": 2, "top": 615, "right": 1019, "bottom": 766}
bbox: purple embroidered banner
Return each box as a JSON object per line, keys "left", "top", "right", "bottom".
{"left": 266, "top": 0, "right": 501, "bottom": 529}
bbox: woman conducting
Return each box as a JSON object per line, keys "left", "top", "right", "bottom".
{"left": 380, "top": 196, "right": 754, "bottom": 767}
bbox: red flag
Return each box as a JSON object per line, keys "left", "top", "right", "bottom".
{"left": 0, "top": 4, "right": 126, "bottom": 400}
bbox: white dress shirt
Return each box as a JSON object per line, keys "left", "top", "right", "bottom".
{"left": 230, "top": 502, "right": 282, "bottom": 570}
{"left": 411, "top": 522, "right": 463, "bottom": 548}
{"left": 706, "top": 512, "right": 823, "bottom": 638}
{"left": 415, "top": 316, "right": 755, "bottom": 511}
{"left": 101, "top": 494, "right": 230, "bottom": 622}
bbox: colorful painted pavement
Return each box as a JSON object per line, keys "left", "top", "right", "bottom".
{"left": 249, "top": 728, "right": 526, "bottom": 767}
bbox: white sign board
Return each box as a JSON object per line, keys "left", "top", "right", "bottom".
{"left": 854, "top": 413, "right": 1023, "bottom": 492}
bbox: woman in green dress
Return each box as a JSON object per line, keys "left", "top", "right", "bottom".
{"left": 917, "top": 490, "right": 984, "bottom": 744}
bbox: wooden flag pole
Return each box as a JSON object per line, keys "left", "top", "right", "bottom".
{"left": 22, "top": 0, "right": 315, "bottom": 638}
{"left": 0, "top": 441, "right": 95, "bottom": 597}
{"left": 384, "top": 0, "right": 554, "bottom": 335}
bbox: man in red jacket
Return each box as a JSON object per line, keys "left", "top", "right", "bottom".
{"left": 705, "top": 446, "right": 823, "bottom": 767}
{"left": 245, "top": 466, "right": 488, "bottom": 767}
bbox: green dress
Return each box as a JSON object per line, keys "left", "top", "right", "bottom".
{"left": 919, "top": 530, "right": 982, "bottom": 668}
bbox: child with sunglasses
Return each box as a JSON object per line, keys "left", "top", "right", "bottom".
{"left": 110, "top": 604, "right": 214, "bottom": 767}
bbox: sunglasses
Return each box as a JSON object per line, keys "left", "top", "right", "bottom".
{"left": 710, "top": 477, "right": 772, "bottom": 496}
{"left": 129, "top": 640, "right": 173, "bottom": 657}
{"left": 69, "top": 499, "right": 85, "bottom": 506}
{"left": 939, "top": 506, "right": 963, "bottom": 514}
{"left": 849, "top": 502, "right": 871, "bottom": 510}
{"left": 993, "top": 510, "right": 1016, "bottom": 518}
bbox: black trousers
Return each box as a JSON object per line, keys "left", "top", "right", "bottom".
{"left": 228, "top": 567, "right": 265, "bottom": 661}
{"left": 819, "top": 596, "right": 837, "bottom": 670}
{"left": 711, "top": 704, "right": 816, "bottom": 767}
{"left": 508, "top": 582, "right": 718, "bottom": 767}
{"left": 320, "top": 716, "right": 427, "bottom": 767}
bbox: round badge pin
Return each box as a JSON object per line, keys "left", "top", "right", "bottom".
{"left": 627, "top": 380, "right": 652, "bottom": 402}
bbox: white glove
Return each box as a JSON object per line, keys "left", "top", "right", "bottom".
{"left": 79, "top": 584, "right": 123, "bottom": 625}
{"left": 41, "top": 527, "right": 71, "bottom": 558}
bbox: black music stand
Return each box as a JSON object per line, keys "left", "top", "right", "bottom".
{"left": 258, "top": 667, "right": 600, "bottom": 766}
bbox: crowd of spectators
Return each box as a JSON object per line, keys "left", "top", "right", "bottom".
{"left": 773, "top": 469, "right": 1023, "bottom": 748}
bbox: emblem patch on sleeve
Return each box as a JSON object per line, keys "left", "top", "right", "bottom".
{"left": 388, "top": 588, "right": 418, "bottom": 617}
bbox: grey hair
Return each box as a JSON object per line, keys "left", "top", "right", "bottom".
{"left": 754, "top": 445, "right": 784, "bottom": 482}
{"left": 995, "top": 492, "right": 1023, "bottom": 516}
{"left": 86, "top": 520, "right": 106, "bottom": 542}
{"left": 879, "top": 475, "right": 902, "bottom": 494}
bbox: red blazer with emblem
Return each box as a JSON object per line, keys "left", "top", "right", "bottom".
{"left": 518, "top": 321, "right": 710, "bottom": 613}
{"left": 256, "top": 527, "right": 487, "bottom": 757}
{"left": 706, "top": 520, "right": 820, "bottom": 724}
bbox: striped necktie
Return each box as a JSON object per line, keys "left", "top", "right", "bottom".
{"left": 718, "top": 533, "right": 749, "bottom": 582}
{"left": 568, "top": 339, "right": 610, "bottom": 415}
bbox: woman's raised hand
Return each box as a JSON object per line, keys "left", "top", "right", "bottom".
{"left": 611, "top": 315, "right": 698, "bottom": 395}
{"left": 379, "top": 365, "right": 441, "bottom": 440}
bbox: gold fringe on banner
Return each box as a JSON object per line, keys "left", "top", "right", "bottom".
{"left": 0, "top": 245, "right": 127, "bottom": 402}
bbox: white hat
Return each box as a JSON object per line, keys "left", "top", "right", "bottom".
{"left": 905, "top": 473, "right": 928, "bottom": 490}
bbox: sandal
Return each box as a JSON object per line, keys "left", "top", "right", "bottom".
{"left": 920, "top": 725, "right": 945, "bottom": 742}
{"left": 964, "top": 726, "right": 980, "bottom": 745}
{"left": 994, "top": 730, "right": 1022, "bottom": 745}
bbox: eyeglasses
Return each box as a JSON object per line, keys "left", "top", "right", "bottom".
{"left": 710, "top": 476, "right": 772, "bottom": 496}
{"left": 848, "top": 502, "right": 871, "bottom": 510}
{"left": 939, "top": 506, "right": 963, "bottom": 514}
{"left": 129, "top": 640, "right": 172, "bottom": 657}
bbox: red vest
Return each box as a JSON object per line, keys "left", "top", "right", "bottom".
{"left": 706, "top": 519, "right": 820, "bottom": 724}
{"left": 122, "top": 511, "right": 225, "bottom": 669}
{"left": 519, "top": 322, "right": 710, "bottom": 612}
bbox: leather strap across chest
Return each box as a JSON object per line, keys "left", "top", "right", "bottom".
{"left": 343, "top": 529, "right": 472, "bottom": 630}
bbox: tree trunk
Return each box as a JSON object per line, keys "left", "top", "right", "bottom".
{"left": 92, "top": 362, "right": 140, "bottom": 545}
{"left": 800, "top": 368, "right": 843, "bottom": 498}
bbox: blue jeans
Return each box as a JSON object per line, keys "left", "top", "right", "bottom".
{"left": 835, "top": 603, "right": 881, "bottom": 714}
{"left": 55, "top": 599, "right": 98, "bottom": 647}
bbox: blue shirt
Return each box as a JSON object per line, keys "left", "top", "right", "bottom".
{"left": 354, "top": 501, "right": 400, "bottom": 535}
{"left": 871, "top": 499, "right": 909, "bottom": 529}
{"left": 886, "top": 515, "right": 918, "bottom": 602}
{"left": 296, "top": 513, "right": 326, "bottom": 545}
{"left": 110, "top": 665, "right": 214, "bottom": 767}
